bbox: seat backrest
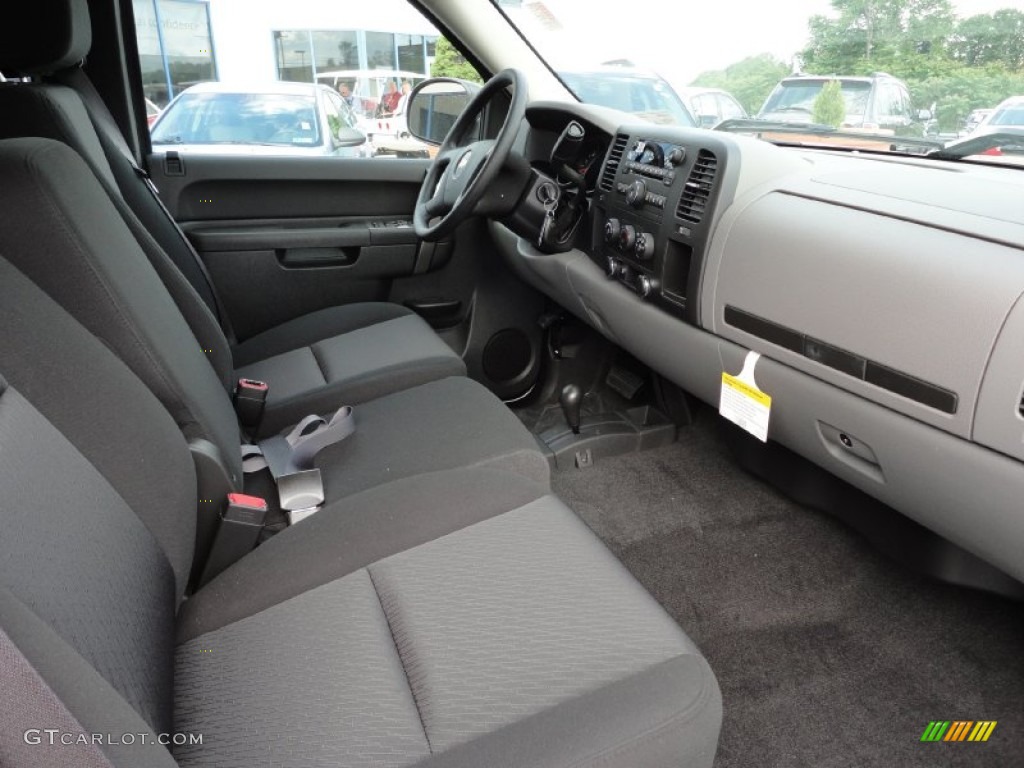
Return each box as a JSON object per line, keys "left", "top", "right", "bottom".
{"left": 0, "top": 0, "right": 233, "bottom": 343}
{"left": 0, "top": 137, "right": 244, "bottom": 488}
{"left": 0, "top": 81, "right": 236, "bottom": 390}
{"left": 0, "top": 253, "right": 196, "bottom": 754}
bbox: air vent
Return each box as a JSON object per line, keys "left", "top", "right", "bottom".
{"left": 676, "top": 149, "right": 718, "bottom": 224}
{"left": 599, "top": 134, "right": 629, "bottom": 192}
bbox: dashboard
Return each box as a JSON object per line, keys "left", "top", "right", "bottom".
{"left": 495, "top": 101, "right": 1024, "bottom": 589}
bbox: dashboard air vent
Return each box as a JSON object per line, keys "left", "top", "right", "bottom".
{"left": 676, "top": 149, "right": 718, "bottom": 224}
{"left": 599, "top": 134, "right": 629, "bottom": 192}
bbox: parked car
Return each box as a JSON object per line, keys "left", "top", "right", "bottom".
{"left": 675, "top": 86, "right": 748, "bottom": 127}
{"left": 757, "top": 72, "right": 926, "bottom": 135}
{"left": 960, "top": 107, "right": 993, "bottom": 136}
{"left": 317, "top": 70, "right": 430, "bottom": 158}
{"left": 150, "top": 81, "right": 371, "bottom": 156}
{"left": 981, "top": 95, "right": 1024, "bottom": 130}
{"left": 558, "top": 67, "right": 696, "bottom": 127}
{"left": 144, "top": 97, "right": 162, "bottom": 127}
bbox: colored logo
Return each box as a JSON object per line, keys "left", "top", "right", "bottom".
{"left": 920, "top": 721, "right": 997, "bottom": 742}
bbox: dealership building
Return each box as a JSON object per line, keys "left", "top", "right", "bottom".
{"left": 133, "top": 0, "right": 444, "bottom": 106}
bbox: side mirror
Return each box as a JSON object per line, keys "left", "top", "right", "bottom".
{"left": 334, "top": 124, "right": 367, "bottom": 148}
{"left": 698, "top": 113, "right": 718, "bottom": 128}
{"left": 407, "top": 78, "right": 481, "bottom": 145}
{"left": 917, "top": 109, "right": 932, "bottom": 121}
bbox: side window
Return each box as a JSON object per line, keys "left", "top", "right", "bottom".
{"left": 695, "top": 93, "right": 718, "bottom": 119}
{"left": 718, "top": 95, "right": 744, "bottom": 120}
{"left": 136, "top": 2, "right": 480, "bottom": 159}
{"left": 133, "top": 0, "right": 216, "bottom": 109}
{"left": 877, "top": 83, "right": 907, "bottom": 121}
{"left": 893, "top": 86, "right": 911, "bottom": 120}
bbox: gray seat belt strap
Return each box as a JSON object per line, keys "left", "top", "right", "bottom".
{"left": 0, "top": 627, "right": 115, "bottom": 768}
{"left": 259, "top": 406, "right": 356, "bottom": 477}
{"left": 240, "top": 406, "right": 356, "bottom": 516}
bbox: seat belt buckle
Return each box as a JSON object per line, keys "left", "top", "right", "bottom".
{"left": 234, "top": 378, "right": 268, "bottom": 430}
{"left": 197, "top": 493, "right": 269, "bottom": 587}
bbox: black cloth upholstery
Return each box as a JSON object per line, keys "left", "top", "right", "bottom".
{"left": 0, "top": 80, "right": 234, "bottom": 385}
{"left": 238, "top": 312, "right": 467, "bottom": 436}
{"left": 0, "top": 258, "right": 197, "bottom": 599}
{"left": 0, "top": 0, "right": 90, "bottom": 75}
{"left": 0, "top": 383, "right": 176, "bottom": 733}
{"left": 0, "top": 138, "right": 244, "bottom": 486}
{"left": 314, "top": 376, "right": 550, "bottom": 498}
{"left": 0, "top": 256, "right": 723, "bottom": 767}
{"left": 179, "top": 467, "right": 550, "bottom": 641}
{"left": 232, "top": 303, "right": 416, "bottom": 367}
{"left": 174, "top": 495, "right": 722, "bottom": 768}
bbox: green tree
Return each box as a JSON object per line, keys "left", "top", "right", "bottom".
{"left": 430, "top": 37, "right": 483, "bottom": 83}
{"left": 802, "top": 0, "right": 955, "bottom": 77}
{"left": 691, "top": 54, "right": 791, "bottom": 114}
{"left": 952, "top": 10, "right": 1024, "bottom": 70}
{"left": 813, "top": 79, "right": 847, "bottom": 126}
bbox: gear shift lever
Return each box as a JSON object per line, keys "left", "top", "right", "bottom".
{"left": 560, "top": 384, "right": 582, "bottom": 435}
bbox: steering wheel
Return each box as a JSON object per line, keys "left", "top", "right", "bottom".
{"left": 414, "top": 69, "right": 529, "bottom": 241}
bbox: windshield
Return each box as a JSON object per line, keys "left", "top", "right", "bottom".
{"left": 558, "top": 71, "right": 695, "bottom": 126}
{"left": 152, "top": 92, "right": 322, "bottom": 147}
{"left": 990, "top": 104, "right": 1024, "bottom": 127}
{"left": 493, "top": 0, "right": 1024, "bottom": 158}
{"left": 760, "top": 80, "right": 870, "bottom": 120}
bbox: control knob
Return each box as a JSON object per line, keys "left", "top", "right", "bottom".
{"left": 618, "top": 224, "right": 636, "bottom": 251}
{"left": 606, "top": 256, "right": 624, "bottom": 279}
{"left": 667, "top": 147, "right": 685, "bottom": 166}
{"left": 604, "top": 217, "right": 621, "bottom": 243}
{"left": 636, "top": 274, "right": 658, "bottom": 299}
{"left": 634, "top": 232, "right": 655, "bottom": 260}
{"left": 625, "top": 180, "right": 647, "bottom": 208}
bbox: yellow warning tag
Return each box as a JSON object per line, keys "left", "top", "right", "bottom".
{"left": 719, "top": 351, "right": 771, "bottom": 442}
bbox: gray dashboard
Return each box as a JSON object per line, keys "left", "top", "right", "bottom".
{"left": 495, "top": 103, "right": 1024, "bottom": 584}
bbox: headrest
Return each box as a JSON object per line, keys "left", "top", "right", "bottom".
{"left": 0, "top": 0, "right": 91, "bottom": 76}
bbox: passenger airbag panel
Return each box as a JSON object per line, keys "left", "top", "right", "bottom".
{"left": 711, "top": 192, "right": 1024, "bottom": 437}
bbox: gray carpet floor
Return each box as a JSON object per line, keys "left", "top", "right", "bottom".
{"left": 551, "top": 413, "right": 1023, "bottom": 768}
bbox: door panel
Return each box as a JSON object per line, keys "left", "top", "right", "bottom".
{"left": 148, "top": 152, "right": 545, "bottom": 399}
{"left": 150, "top": 155, "right": 429, "bottom": 220}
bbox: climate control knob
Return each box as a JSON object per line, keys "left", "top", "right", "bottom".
{"left": 625, "top": 180, "right": 647, "bottom": 208}
{"left": 606, "top": 257, "right": 624, "bottom": 279}
{"left": 636, "top": 274, "right": 658, "bottom": 299}
{"left": 618, "top": 224, "right": 636, "bottom": 251}
{"left": 634, "top": 232, "right": 655, "bottom": 260}
{"left": 604, "top": 217, "right": 621, "bottom": 243}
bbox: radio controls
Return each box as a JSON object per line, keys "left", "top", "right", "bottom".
{"left": 636, "top": 274, "right": 658, "bottom": 299}
{"left": 619, "top": 224, "right": 636, "bottom": 251}
{"left": 634, "top": 232, "right": 655, "bottom": 260}
{"left": 667, "top": 147, "right": 685, "bottom": 166}
{"left": 606, "top": 256, "right": 624, "bottom": 279}
{"left": 625, "top": 180, "right": 647, "bottom": 208}
{"left": 604, "top": 218, "right": 621, "bottom": 243}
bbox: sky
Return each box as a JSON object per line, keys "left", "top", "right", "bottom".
{"left": 518, "top": 0, "right": 1024, "bottom": 87}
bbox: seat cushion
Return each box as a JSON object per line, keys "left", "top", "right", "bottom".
{"left": 174, "top": 487, "right": 722, "bottom": 768}
{"left": 179, "top": 467, "right": 551, "bottom": 641}
{"left": 233, "top": 305, "right": 468, "bottom": 436}
{"left": 314, "top": 375, "right": 550, "bottom": 498}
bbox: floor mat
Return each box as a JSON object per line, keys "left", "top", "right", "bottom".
{"left": 551, "top": 414, "right": 1024, "bottom": 768}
